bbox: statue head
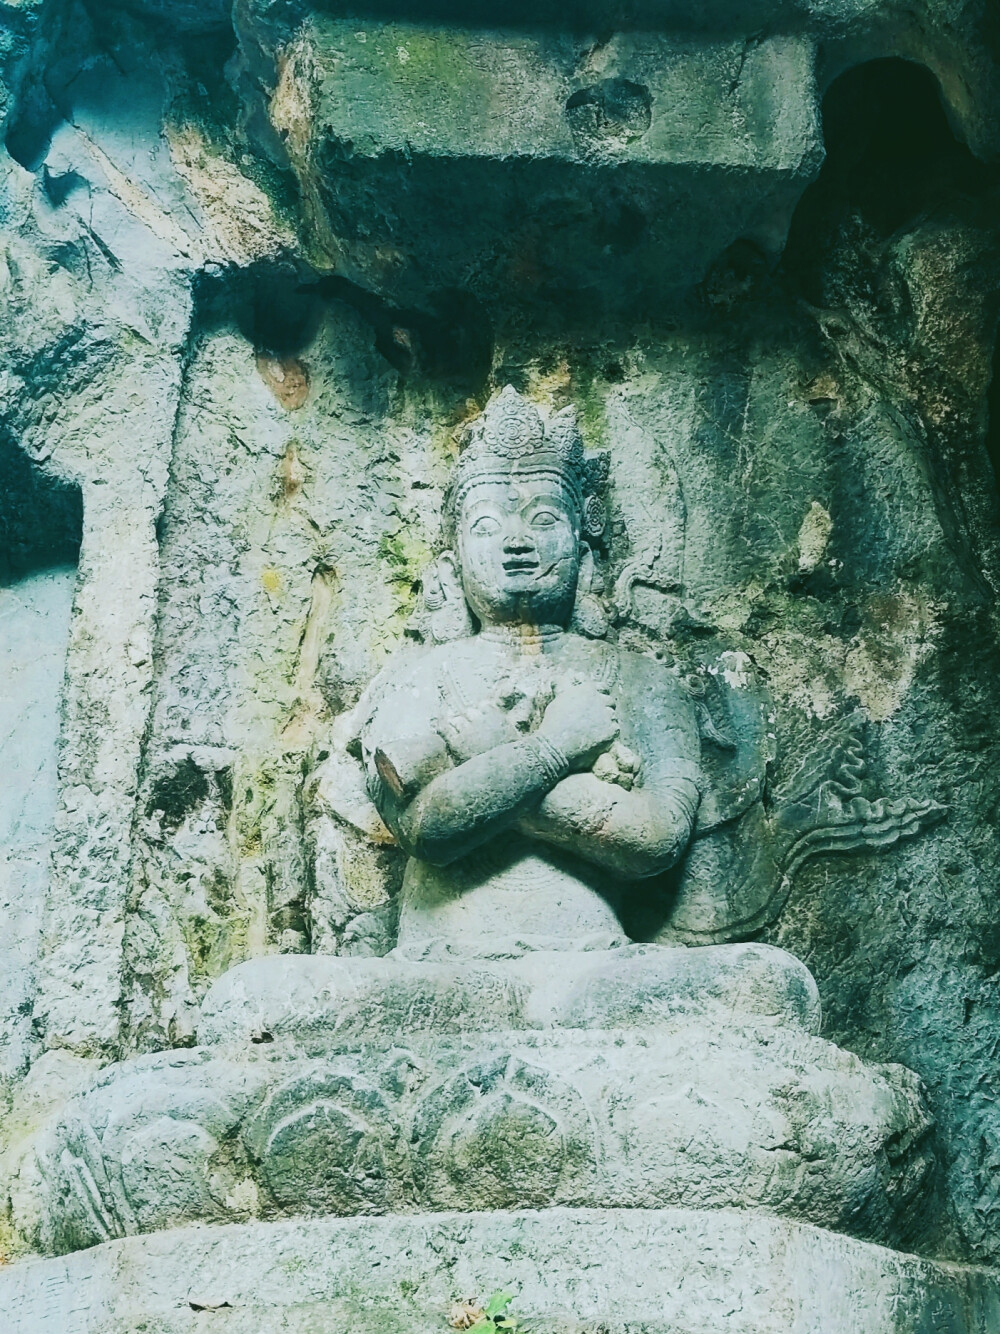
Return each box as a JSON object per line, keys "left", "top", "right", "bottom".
{"left": 436, "top": 387, "right": 609, "bottom": 632}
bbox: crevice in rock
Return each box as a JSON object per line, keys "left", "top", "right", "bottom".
{"left": 987, "top": 325, "right": 1000, "bottom": 498}
{"left": 0, "top": 434, "right": 82, "bottom": 586}
{"left": 4, "top": 87, "right": 62, "bottom": 174}
{"left": 191, "top": 260, "right": 326, "bottom": 358}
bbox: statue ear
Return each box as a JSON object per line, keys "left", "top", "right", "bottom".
{"left": 571, "top": 545, "right": 610, "bottom": 639}
{"left": 424, "top": 551, "right": 475, "bottom": 643}
{"left": 436, "top": 551, "right": 463, "bottom": 594}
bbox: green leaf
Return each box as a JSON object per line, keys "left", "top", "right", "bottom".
{"left": 484, "top": 1291, "right": 516, "bottom": 1319}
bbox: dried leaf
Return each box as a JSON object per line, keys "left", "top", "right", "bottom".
{"left": 449, "top": 1299, "right": 486, "bottom": 1329}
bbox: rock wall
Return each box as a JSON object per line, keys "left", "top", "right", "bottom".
{"left": 0, "top": 0, "right": 998, "bottom": 1281}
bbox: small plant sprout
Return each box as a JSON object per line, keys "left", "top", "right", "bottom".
{"left": 448, "top": 1289, "right": 526, "bottom": 1330}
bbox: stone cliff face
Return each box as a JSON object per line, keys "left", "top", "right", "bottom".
{"left": 0, "top": 0, "right": 998, "bottom": 1300}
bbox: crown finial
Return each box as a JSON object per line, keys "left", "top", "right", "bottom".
{"left": 478, "top": 384, "right": 546, "bottom": 456}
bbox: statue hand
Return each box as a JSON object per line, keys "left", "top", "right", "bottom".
{"left": 538, "top": 682, "right": 619, "bottom": 772}
{"left": 435, "top": 701, "right": 519, "bottom": 764}
{"left": 592, "top": 739, "right": 642, "bottom": 789}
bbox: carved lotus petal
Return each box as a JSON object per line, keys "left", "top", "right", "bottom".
{"left": 410, "top": 1053, "right": 594, "bottom": 1210}
{"left": 246, "top": 1068, "right": 405, "bottom": 1215}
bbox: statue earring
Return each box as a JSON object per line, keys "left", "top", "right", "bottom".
{"left": 424, "top": 552, "right": 476, "bottom": 643}
{"left": 571, "top": 545, "right": 610, "bottom": 639}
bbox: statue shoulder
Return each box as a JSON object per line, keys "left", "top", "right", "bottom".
{"left": 616, "top": 644, "right": 697, "bottom": 711}
{"left": 561, "top": 635, "right": 696, "bottom": 726}
{"left": 359, "top": 636, "right": 478, "bottom": 740}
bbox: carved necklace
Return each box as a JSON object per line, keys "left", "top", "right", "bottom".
{"left": 479, "top": 624, "right": 565, "bottom": 654}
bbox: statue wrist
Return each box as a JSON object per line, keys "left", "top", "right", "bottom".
{"left": 521, "top": 733, "right": 571, "bottom": 787}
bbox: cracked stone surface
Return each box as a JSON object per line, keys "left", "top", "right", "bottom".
{"left": 0, "top": 1, "right": 998, "bottom": 1328}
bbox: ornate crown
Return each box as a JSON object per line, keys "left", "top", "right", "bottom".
{"left": 442, "top": 385, "right": 609, "bottom": 542}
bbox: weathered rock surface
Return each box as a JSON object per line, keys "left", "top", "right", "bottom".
{"left": 2, "top": 1209, "right": 1000, "bottom": 1334}
{"left": 0, "top": 1, "right": 998, "bottom": 1328}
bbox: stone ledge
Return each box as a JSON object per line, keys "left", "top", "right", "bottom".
{"left": 268, "top": 18, "right": 823, "bottom": 305}
{"left": 1, "top": 1207, "right": 997, "bottom": 1334}
{"left": 306, "top": 24, "right": 820, "bottom": 172}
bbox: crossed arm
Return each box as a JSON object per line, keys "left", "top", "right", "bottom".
{"left": 517, "top": 768, "right": 700, "bottom": 879}
{"left": 371, "top": 675, "right": 701, "bottom": 880}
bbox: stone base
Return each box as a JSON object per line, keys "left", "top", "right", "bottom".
{"left": 15, "top": 947, "right": 934, "bottom": 1255}
{"left": 18, "top": 962, "right": 932, "bottom": 1252}
{"left": 1, "top": 1209, "right": 997, "bottom": 1334}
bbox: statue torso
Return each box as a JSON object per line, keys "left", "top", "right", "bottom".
{"left": 359, "top": 631, "right": 701, "bottom": 958}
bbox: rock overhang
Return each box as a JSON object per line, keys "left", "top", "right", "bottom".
{"left": 235, "top": 0, "right": 998, "bottom": 315}
{"left": 301, "top": 24, "right": 819, "bottom": 171}
{"left": 263, "top": 16, "right": 823, "bottom": 309}
{"left": 233, "top": 0, "right": 916, "bottom": 38}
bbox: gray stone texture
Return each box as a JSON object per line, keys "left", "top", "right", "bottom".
{"left": 0, "top": 0, "right": 998, "bottom": 1327}
{"left": 2, "top": 1209, "right": 1000, "bottom": 1334}
{"left": 0, "top": 568, "right": 75, "bottom": 1085}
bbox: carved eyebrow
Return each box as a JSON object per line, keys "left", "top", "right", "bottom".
{"left": 462, "top": 487, "right": 575, "bottom": 518}
{"left": 462, "top": 497, "right": 507, "bottom": 515}
{"left": 518, "top": 491, "right": 575, "bottom": 517}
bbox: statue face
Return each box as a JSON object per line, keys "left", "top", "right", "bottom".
{"left": 456, "top": 476, "right": 582, "bottom": 627}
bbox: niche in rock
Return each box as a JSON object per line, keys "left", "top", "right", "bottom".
{"left": 783, "top": 55, "right": 1000, "bottom": 567}
{"left": 784, "top": 57, "right": 992, "bottom": 304}
{"left": 0, "top": 434, "right": 82, "bottom": 1081}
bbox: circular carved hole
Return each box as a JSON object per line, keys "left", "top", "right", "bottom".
{"left": 565, "top": 78, "right": 652, "bottom": 149}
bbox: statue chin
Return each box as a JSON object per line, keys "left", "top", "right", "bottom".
{"left": 460, "top": 581, "right": 576, "bottom": 630}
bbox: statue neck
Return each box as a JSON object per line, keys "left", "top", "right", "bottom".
{"left": 479, "top": 623, "right": 566, "bottom": 653}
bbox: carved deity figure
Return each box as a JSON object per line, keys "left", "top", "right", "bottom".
{"left": 356, "top": 386, "right": 701, "bottom": 959}
{"left": 16, "top": 388, "right": 945, "bottom": 1256}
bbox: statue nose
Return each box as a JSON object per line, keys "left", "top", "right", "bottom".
{"left": 503, "top": 528, "right": 535, "bottom": 552}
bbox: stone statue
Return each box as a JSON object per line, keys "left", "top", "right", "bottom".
{"left": 12, "top": 390, "right": 942, "bottom": 1261}
{"left": 357, "top": 385, "right": 702, "bottom": 960}
{"left": 313, "top": 386, "right": 945, "bottom": 955}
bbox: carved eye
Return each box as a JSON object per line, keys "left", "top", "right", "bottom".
{"left": 531, "top": 510, "right": 560, "bottom": 528}
{"left": 470, "top": 514, "right": 501, "bottom": 536}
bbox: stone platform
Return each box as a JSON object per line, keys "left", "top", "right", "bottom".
{"left": 14, "top": 946, "right": 934, "bottom": 1255}
{"left": 1, "top": 1208, "right": 998, "bottom": 1334}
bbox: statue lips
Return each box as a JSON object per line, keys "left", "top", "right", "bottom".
{"left": 502, "top": 555, "right": 541, "bottom": 577}
{"left": 501, "top": 555, "right": 573, "bottom": 582}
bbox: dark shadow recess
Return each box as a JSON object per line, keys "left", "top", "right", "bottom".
{"left": 783, "top": 58, "right": 993, "bottom": 307}
{"left": 0, "top": 434, "right": 83, "bottom": 585}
